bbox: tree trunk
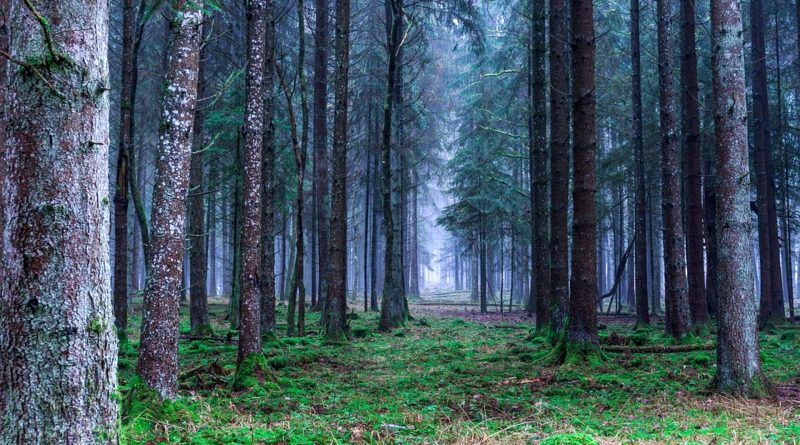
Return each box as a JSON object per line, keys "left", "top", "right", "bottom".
{"left": 531, "top": 0, "right": 550, "bottom": 331}
{"left": 324, "top": 0, "right": 351, "bottom": 342}
{"left": 0, "top": 0, "right": 118, "bottom": 440}
{"left": 751, "top": 0, "right": 784, "bottom": 326}
{"left": 567, "top": 0, "right": 599, "bottom": 347}
{"left": 680, "top": 0, "right": 706, "bottom": 327}
{"left": 379, "top": 0, "right": 407, "bottom": 331}
{"left": 188, "top": 18, "right": 211, "bottom": 335}
{"left": 657, "top": 0, "right": 691, "bottom": 338}
{"left": 711, "top": 0, "right": 766, "bottom": 394}
{"left": 549, "top": 0, "right": 570, "bottom": 334}
{"left": 261, "top": 0, "right": 277, "bottom": 335}
{"left": 631, "top": 0, "right": 649, "bottom": 325}
{"left": 237, "top": 0, "right": 268, "bottom": 366}
{"left": 314, "top": 0, "right": 330, "bottom": 312}
{"left": 137, "top": 0, "right": 204, "bottom": 399}
{"left": 370, "top": 139, "right": 380, "bottom": 310}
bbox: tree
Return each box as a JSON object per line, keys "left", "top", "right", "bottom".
{"left": 314, "top": 0, "right": 331, "bottom": 313}
{"left": 0, "top": 0, "right": 118, "bottom": 440}
{"left": 680, "top": 0, "right": 706, "bottom": 327}
{"left": 237, "top": 0, "right": 267, "bottom": 374}
{"left": 751, "top": 0, "right": 784, "bottom": 326}
{"left": 630, "top": 0, "right": 649, "bottom": 326}
{"left": 656, "top": 0, "right": 690, "bottom": 338}
{"left": 137, "top": 0, "right": 204, "bottom": 399}
{"left": 549, "top": 0, "right": 571, "bottom": 335}
{"left": 324, "top": 0, "right": 352, "bottom": 343}
{"left": 260, "top": 0, "right": 278, "bottom": 335}
{"left": 565, "top": 0, "right": 600, "bottom": 351}
{"left": 379, "top": 0, "right": 407, "bottom": 331}
{"left": 530, "top": 0, "right": 550, "bottom": 331}
{"left": 711, "top": 0, "right": 766, "bottom": 395}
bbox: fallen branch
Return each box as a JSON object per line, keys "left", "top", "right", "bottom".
{"left": 602, "top": 343, "right": 715, "bottom": 353}
{"left": 179, "top": 334, "right": 237, "bottom": 343}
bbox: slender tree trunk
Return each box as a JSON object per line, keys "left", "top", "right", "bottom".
{"left": 631, "top": 0, "right": 649, "bottom": 325}
{"left": 751, "top": 0, "right": 784, "bottom": 326}
{"left": 295, "top": 0, "right": 310, "bottom": 337}
{"left": 237, "top": 0, "right": 268, "bottom": 368}
{"left": 480, "top": 219, "right": 488, "bottom": 313}
{"left": 138, "top": 0, "right": 203, "bottom": 399}
{"left": 379, "top": 0, "right": 406, "bottom": 331}
{"left": 324, "top": 0, "right": 351, "bottom": 342}
{"left": 775, "top": 13, "right": 794, "bottom": 322}
{"left": 657, "top": 0, "right": 691, "bottom": 338}
{"left": 314, "top": 0, "right": 330, "bottom": 313}
{"left": 549, "top": 0, "right": 570, "bottom": 334}
{"left": 680, "top": 0, "right": 707, "bottom": 327}
{"left": 531, "top": 0, "right": 550, "bottom": 331}
{"left": 261, "top": 0, "right": 277, "bottom": 335}
{"left": 364, "top": 131, "right": 371, "bottom": 312}
{"left": 711, "top": 0, "right": 766, "bottom": 394}
{"left": 188, "top": 18, "right": 211, "bottom": 335}
{"left": 0, "top": 0, "right": 118, "bottom": 440}
{"left": 371, "top": 138, "right": 380, "bottom": 310}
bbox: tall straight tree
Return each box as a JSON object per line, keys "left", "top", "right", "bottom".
{"left": 711, "top": 0, "right": 766, "bottom": 395}
{"left": 137, "top": 0, "right": 204, "bottom": 399}
{"left": 324, "top": 0, "right": 352, "bottom": 343}
{"left": 0, "top": 0, "right": 118, "bottom": 440}
{"left": 237, "top": 0, "right": 267, "bottom": 375}
{"left": 379, "top": 0, "right": 407, "bottom": 331}
{"left": 751, "top": 0, "right": 784, "bottom": 326}
{"left": 261, "top": 0, "right": 278, "bottom": 335}
{"left": 680, "top": 0, "right": 707, "bottom": 327}
{"left": 565, "top": 0, "right": 600, "bottom": 351}
{"left": 549, "top": 0, "right": 570, "bottom": 335}
{"left": 314, "top": 0, "right": 331, "bottom": 313}
{"left": 630, "top": 0, "right": 649, "bottom": 326}
{"left": 188, "top": 16, "right": 212, "bottom": 336}
{"left": 531, "top": 0, "right": 550, "bottom": 331}
{"left": 656, "top": 0, "right": 691, "bottom": 338}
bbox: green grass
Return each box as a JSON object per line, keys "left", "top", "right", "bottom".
{"left": 119, "top": 302, "right": 800, "bottom": 444}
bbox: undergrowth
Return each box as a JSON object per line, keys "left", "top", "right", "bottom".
{"left": 118, "top": 302, "right": 800, "bottom": 444}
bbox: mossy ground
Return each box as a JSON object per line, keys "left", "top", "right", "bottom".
{"left": 119, "top": 301, "right": 800, "bottom": 444}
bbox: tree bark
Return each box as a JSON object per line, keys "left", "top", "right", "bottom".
{"left": 0, "top": 0, "right": 118, "bottom": 440}
{"left": 549, "top": 0, "right": 570, "bottom": 334}
{"left": 657, "top": 0, "right": 691, "bottom": 338}
{"left": 631, "top": 0, "right": 648, "bottom": 326}
{"left": 680, "top": 0, "right": 707, "bottom": 327}
{"left": 531, "top": 0, "right": 550, "bottom": 331}
{"left": 324, "top": 0, "right": 351, "bottom": 342}
{"left": 314, "top": 0, "right": 331, "bottom": 313}
{"left": 238, "top": 0, "right": 267, "bottom": 364}
{"left": 711, "top": 0, "right": 766, "bottom": 394}
{"left": 137, "top": 0, "right": 204, "bottom": 399}
{"left": 188, "top": 17, "right": 211, "bottom": 335}
{"left": 567, "top": 0, "right": 599, "bottom": 346}
{"left": 260, "top": 0, "right": 277, "bottom": 335}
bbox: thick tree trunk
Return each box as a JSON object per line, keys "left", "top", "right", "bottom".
{"left": 137, "top": 0, "right": 204, "bottom": 399}
{"left": 567, "top": 0, "right": 599, "bottom": 346}
{"left": 260, "top": 0, "right": 277, "bottom": 335}
{"left": 237, "top": 0, "right": 267, "bottom": 365}
{"left": 379, "top": 0, "right": 406, "bottom": 331}
{"left": 711, "top": 0, "right": 765, "bottom": 394}
{"left": 631, "top": 0, "right": 648, "bottom": 326}
{"left": 0, "top": 0, "right": 118, "bottom": 440}
{"left": 549, "top": 0, "right": 570, "bottom": 334}
{"left": 324, "top": 0, "right": 351, "bottom": 342}
{"left": 680, "top": 0, "right": 707, "bottom": 327}
{"left": 657, "top": 0, "right": 691, "bottom": 338}
{"left": 314, "top": 0, "right": 330, "bottom": 312}
{"left": 188, "top": 19, "right": 211, "bottom": 335}
{"left": 531, "top": 0, "right": 550, "bottom": 331}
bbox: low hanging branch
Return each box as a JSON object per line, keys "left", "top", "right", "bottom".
{"left": 598, "top": 238, "right": 635, "bottom": 302}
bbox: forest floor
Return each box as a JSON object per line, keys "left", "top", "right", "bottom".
{"left": 120, "top": 300, "right": 800, "bottom": 444}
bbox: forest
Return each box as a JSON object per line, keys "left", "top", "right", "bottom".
{"left": 1, "top": 0, "right": 800, "bottom": 442}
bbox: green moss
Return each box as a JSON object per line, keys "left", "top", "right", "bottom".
{"left": 266, "top": 355, "right": 289, "bottom": 370}
{"left": 231, "top": 353, "right": 274, "bottom": 391}
{"left": 540, "top": 433, "right": 599, "bottom": 445}
{"left": 87, "top": 317, "right": 107, "bottom": 335}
